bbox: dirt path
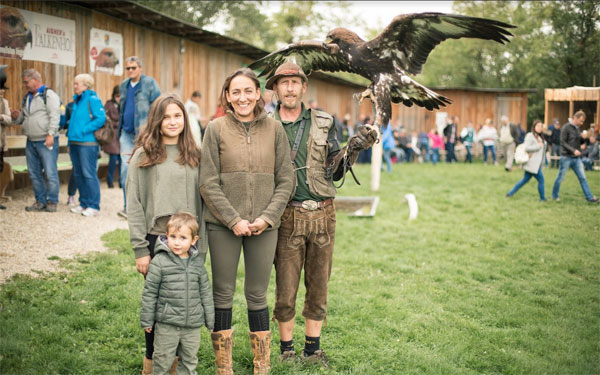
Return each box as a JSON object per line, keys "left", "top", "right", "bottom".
{"left": 0, "top": 183, "right": 129, "bottom": 283}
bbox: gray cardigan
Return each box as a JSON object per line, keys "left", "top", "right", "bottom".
{"left": 523, "top": 132, "right": 546, "bottom": 174}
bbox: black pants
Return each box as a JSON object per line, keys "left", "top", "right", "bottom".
{"left": 144, "top": 233, "right": 159, "bottom": 359}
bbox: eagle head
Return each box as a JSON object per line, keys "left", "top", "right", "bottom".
{"left": 326, "top": 28, "right": 364, "bottom": 49}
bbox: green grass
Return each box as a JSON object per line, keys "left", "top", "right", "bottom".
{"left": 1, "top": 162, "right": 599, "bottom": 375}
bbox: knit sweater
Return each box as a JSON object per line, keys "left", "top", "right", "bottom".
{"left": 200, "top": 111, "right": 294, "bottom": 230}
{"left": 126, "top": 144, "right": 205, "bottom": 258}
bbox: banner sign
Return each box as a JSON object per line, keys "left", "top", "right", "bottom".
{"left": 0, "top": 5, "right": 76, "bottom": 66}
{"left": 89, "top": 28, "right": 123, "bottom": 75}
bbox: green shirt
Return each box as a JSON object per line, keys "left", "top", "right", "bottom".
{"left": 275, "top": 104, "right": 324, "bottom": 202}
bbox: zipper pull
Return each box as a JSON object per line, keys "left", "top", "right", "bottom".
{"left": 247, "top": 136, "right": 250, "bottom": 144}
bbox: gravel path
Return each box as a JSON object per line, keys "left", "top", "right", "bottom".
{"left": 0, "top": 183, "right": 129, "bottom": 283}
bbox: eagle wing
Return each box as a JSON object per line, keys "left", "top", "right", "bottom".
{"left": 248, "top": 40, "right": 359, "bottom": 78}
{"left": 366, "top": 13, "right": 515, "bottom": 75}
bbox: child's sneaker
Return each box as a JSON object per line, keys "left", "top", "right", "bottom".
{"left": 81, "top": 208, "right": 99, "bottom": 217}
{"left": 67, "top": 196, "right": 76, "bottom": 207}
{"left": 70, "top": 205, "right": 84, "bottom": 214}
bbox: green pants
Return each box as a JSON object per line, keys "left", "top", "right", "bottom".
{"left": 208, "top": 225, "right": 277, "bottom": 310}
{"left": 153, "top": 322, "right": 202, "bottom": 375}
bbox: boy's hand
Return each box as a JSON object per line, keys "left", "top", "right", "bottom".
{"left": 136, "top": 255, "right": 151, "bottom": 276}
{"left": 248, "top": 218, "right": 268, "bottom": 236}
{"left": 144, "top": 327, "right": 152, "bottom": 333}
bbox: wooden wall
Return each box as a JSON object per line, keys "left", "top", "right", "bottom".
{"left": 544, "top": 87, "right": 599, "bottom": 129}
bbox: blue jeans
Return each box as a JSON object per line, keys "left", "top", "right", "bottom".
{"left": 106, "top": 153, "right": 121, "bottom": 185}
{"left": 420, "top": 144, "right": 430, "bottom": 162}
{"left": 483, "top": 145, "right": 496, "bottom": 163}
{"left": 382, "top": 149, "right": 392, "bottom": 173}
{"left": 507, "top": 168, "right": 545, "bottom": 201}
{"left": 25, "top": 137, "right": 60, "bottom": 204}
{"left": 445, "top": 142, "right": 457, "bottom": 163}
{"left": 465, "top": 145, "right": 473, "bottom": 163}
{"left": 69, "top": 144, "right": 101, "bottom": 210}
{"left": 552, "top": 156, "right": 594, "bottom": 201}
{"left": 431, "top": 148, "right": 440, "bottom": 165}
{"left": 119, "top": 131, "right": 136, "bottom": 210}
{"left": 67, "top": 171, "right": 77, "bottom": 197}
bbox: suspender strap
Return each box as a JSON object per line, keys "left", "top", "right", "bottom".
{"left": 290, "top": 118, "right": 307, "bottom": 162}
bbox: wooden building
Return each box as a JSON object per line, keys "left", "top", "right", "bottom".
{"left": 544, "top": 87, "right": 599, "bottom": 129}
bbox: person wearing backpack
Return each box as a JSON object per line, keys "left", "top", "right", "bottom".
{"left": 11, "top": 69, "right": 61, "bottom": 212}
{"left": 67, "top": 74, "right": 106, "bottom": 217}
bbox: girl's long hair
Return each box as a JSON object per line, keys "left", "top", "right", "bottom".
{"left": 532, "top": 119, "right": 543, "bottom": 141}
{"left": 133, "top": 93, "right": 200, "bottom": 168}
{"left": 219, "top": 67, "right": 265, "bottom": 120}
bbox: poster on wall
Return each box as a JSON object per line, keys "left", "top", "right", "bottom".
{"left": 0, "top": 5, "right": 76, "bottom": 66}
{"left": 89, "top": 28, "right": 123, "bottom": 75}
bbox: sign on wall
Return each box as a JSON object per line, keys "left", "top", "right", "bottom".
{"left": 0, "top": 5, "right": 76, "bottom": 66}
{"left": 89, "top": 28, "right": 123, "bottom": 76}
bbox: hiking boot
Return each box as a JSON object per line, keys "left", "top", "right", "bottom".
{"left": 70, "top": 205, "right": 84, "bottom": 214}
{"left": 301, "top": 349, "right": 329, "bottom": 367}
{"left": 279, "top": 349, "right": 298, "bottom": 363}
{"left": 81, "top": 208, "right": 100, "bottom": 217}
{"left": 25, "top": 201, "right": 46, "bottom": 212}
{"left": 45, "top": 202, "right": 57, "bottom": 212}
{"left": 249, "top": 331, "right": 271, "bottom": 374}
{"left": 587, "top": 197, "right": 600, "bottom": 203}
{"left": 211, "top": 329, "right": 234, "bottom": 375}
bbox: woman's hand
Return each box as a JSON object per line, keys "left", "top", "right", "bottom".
{"left": 136, "top": 255, "right": 151, "bottom": 276}
{"left": 232, "top": 220, "right": 252, "bottom": 237}
{"left": 248, "top": 218, "right": 269, "bottom": 236}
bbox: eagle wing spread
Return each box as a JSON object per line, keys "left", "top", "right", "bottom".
{"left": 248, "top": 40, "right": 358, "bottom": 78}
{"left": 366, "top": 13, "right": 515, "bottom": 75}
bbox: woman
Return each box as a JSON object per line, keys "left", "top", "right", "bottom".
{"left": 68, "top": 74, "right": 106, "bottom": 217}
{"left": 126, "top": 93, "right": 203, "bottom": 375}
{"left": 506, "top": 120, "right": 547, "bottom": 201}
{"left": 102, "top": 85, "right": 121, "bottom": 188}
{"left": 478, "top": 118, "right": 498, "bottom": 165}
{"left": 200, "top": 68, "right": 294, "bottom": 374}
{"left": 428, "top": 128, "right": 444, "bottom": 165}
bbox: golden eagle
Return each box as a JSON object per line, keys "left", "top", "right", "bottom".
{"left": 249, "top": 13, "right": 515, "bottom": 129}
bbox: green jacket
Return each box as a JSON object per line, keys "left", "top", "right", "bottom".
{"left": 200, "top": 111, "right": 294, "bottom": 230}
{"left": 140, "top": 236, "right": 215, "bottom": 330}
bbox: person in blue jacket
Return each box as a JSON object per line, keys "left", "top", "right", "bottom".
{"left": 67, "top": 74, "right": 106, "bottom": 217}
{"left": 381, "top": 122, "right": 395, "bottom": 173}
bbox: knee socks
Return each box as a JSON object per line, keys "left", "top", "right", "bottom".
{"left": 214, "top": 307, "right": 233, "bottom": 331}
{"left": 248, "top": 307, "right": 270, "bottom": 332}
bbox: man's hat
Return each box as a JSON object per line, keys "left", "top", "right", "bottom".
{"left": 265, "top": 62, "right": 307, "bottom": 90}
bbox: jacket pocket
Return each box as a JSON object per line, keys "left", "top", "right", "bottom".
{"left": 310, "top": 138, "right": 328, "bottom": 162}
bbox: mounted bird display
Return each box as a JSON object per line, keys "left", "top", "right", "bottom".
{"left": 249, "top": 12, "right": 515, "bottom": 131}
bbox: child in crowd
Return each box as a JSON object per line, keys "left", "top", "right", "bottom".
{"left": 141, "top": 212, "right": 214, "bottom": 375}
{"left": 126, "top": 93, "right": 205, "bottom": 375}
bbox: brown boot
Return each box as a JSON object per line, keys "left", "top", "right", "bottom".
{"left": 169, "top": 356, "right": 178, "bottom": 375}
{"left": 142, "top": 356, "right": 152, "bottom": 375}
{"left": 248, "top": 331, "right": 271, "bottom": 375}
{"left": 211, "top": 329, "right": 234, "bottom": 375}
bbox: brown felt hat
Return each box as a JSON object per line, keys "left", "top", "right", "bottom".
{"left": 265, "top": 62, "right": 307, "bottom": 90}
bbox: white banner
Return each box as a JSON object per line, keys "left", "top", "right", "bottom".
{"left": 0, "top": 5, "right": 76, "bottom": 66}
{"left": 89, "top": 28, "right": 123, "bottom": 75}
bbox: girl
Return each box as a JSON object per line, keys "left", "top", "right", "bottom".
{"left": 506, "top": 120, "right": 547, "bottom": 201}
{"left": 200, "top": 68, "right": 294, "bottom": 375}
{"left": 428, "top": 127, "right": 444, "bottom": 165}
{"left": 126, "top": 93, "right": 204, "bottom": 375}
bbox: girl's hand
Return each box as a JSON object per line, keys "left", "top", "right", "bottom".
{"left": 248, "top": 218, "right": 268, "bottom": 236}
{"left": 232, "top": 220, "right": 252, "bottom": 237}
{"left": 144, "top": 327, "right": 152, "bottom": 333}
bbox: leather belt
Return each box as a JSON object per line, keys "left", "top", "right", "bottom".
{"left": 288, "top": 198, "right": 333, "bottom": 211}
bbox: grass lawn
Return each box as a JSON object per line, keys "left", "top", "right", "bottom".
{"left": 1, "top": 162, "right": 598, "bottom": 375}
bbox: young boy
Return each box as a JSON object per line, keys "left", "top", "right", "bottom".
{"left": 140, "top": 212, "right": 214, "bottom": 375}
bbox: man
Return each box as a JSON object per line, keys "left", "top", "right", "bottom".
{"left": 11, "top": 69, "right": 60, "bottom": 212}
{"left": 267, "top": 62, "right": 376, "bottom": 365}
{"left": 184, "top": 90, "right": 203, "bottom": 145}
{"left": 118, "top": 56, "right": 161, "bottom": 218}
{"left": 498, "top": 115, "right": 520, "bottom": 171}
{"left": 548, "top": 119, "right": 561, "bottom": 168}
{"left": 551, "top": 110, "right": 599, "bottom": 203}
{"left": 443, "top": 116, "right": 458, "bottom": 163}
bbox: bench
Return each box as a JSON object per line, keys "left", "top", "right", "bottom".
{"left": 2, "top": 134, "right": 112, "bottom": 195}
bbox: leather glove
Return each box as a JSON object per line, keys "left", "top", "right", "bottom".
{"left": 348, "top": 124, "right": 378, "bottom": 151}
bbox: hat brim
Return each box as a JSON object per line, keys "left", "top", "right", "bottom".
{"left": 265, "top": 73, "right": 307, "bottom": 90}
